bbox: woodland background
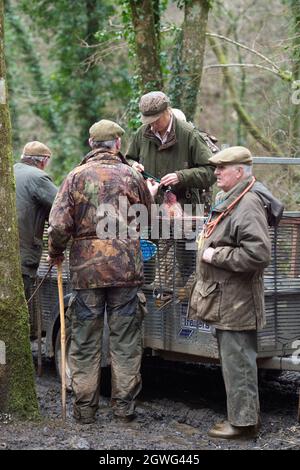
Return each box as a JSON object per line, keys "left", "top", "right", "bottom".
{"left": 4, "top": 0, "right": 300, "bottom": 209}
{"left": 0, "top": 0, "right": 300, "bottom": 419}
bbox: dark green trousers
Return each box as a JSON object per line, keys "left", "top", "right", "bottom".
{"left": 216, "top": 329, "right": 260, "bottom": 427}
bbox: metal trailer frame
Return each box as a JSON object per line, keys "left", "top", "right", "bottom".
{"left": 143, "top": 157, "right": 300, "bottom": 372}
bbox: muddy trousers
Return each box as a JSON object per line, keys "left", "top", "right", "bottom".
{"left": 69, "top": 287, "right": 142, "bottom": 421}
{"left": 216, "top": 329, "right": 260, "bottom": 427}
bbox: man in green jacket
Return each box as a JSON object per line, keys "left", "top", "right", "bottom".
{"left": 126, "top": 91, "right": 215, "bottom": 210}
{"left": 14, "top": 141, "right": 58, "bottom": 301}
{"left": 189, "top": 146, "right": 283, "bottom": 439}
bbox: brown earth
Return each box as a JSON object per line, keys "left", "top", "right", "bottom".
{"left": 0, "top": 356, "right": 299, "bottom": 451}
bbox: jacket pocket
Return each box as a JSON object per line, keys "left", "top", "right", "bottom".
{"left": 188, "top": 280, "right": 221, "bottom": 323}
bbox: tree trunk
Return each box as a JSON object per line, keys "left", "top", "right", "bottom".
{"left": 180, "top": 0, "right": 210, "bottom": 120}
{"left": 290, "top": 0, "right": 300, "bottom": 156}
{"left": 5, "top": 0, "right": 59, "bottom": 135}
{"left": 128, "top": 0, "right": 163, "bottom": 92}
{"left": 77, "top": 0, "right": 104, "bottom": 147}
{"left": 0, "top": 0, "right": 39, "bottom": 418}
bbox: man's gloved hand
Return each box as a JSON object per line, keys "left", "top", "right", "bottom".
{"left": 47, "top": 255, "right": 65, "bottom": 266}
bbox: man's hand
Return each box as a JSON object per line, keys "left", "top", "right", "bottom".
{"left": 132, "top": 161, "right": 144, "bottom": 173}
{"left": 146, "top": 179, "right": 160, "bottom": 198}
{"left": 47, "top": 255, "right": 64, "bottom": 266}
{"left": 160, "top": 172, "right": 179, "bottom": 187}
{"left": 202, "top": 247, "right": 215, "bottom": 264}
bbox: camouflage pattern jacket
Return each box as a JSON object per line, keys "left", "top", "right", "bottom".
{"left": 48, "top": 149, "right": 154, "bottom": 289}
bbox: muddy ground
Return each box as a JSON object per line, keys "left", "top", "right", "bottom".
{"left": 0, "top": 355, "right": 300, "bottom": 451}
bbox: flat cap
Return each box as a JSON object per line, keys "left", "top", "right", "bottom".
{"left": 209, "top": 146, "right": 252, "bottom": 166}
{"left": 89, "top": 119, "right": 125, "bottom": 141}
{"left": 139, "top": 91, "right": 170, "bottom": 125}
{"left": 23, "top": 141, "right": 52, "bottom": 157}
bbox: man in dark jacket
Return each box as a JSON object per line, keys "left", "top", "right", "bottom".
{"left": 14, "top": 141, "right": 57, "bottom": 300}
{"left": 48, "top": 119, "right": 158, "bottom": 424}
{"left": 126, "top": 91, "right": 215, "bottom": 209}
{"left": 189, "top": 146, "right": 283, "bottom": 439}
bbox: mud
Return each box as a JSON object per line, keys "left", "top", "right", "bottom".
{"left": 0, "top": 356, "right": 299, "bottom": 450}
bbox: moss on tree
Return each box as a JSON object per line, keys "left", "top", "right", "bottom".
{"left": 0, "top": 0, "right": 39, "bottom": 419}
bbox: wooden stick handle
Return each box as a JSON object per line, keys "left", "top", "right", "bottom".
{"left": 57, "top": 264, "right": 66, "bottom": 421}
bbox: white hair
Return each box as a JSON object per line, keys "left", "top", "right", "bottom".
{"left": 90, "top": 139, "right": 116, "bottom": 149}
{"left": 172, "top": 108, "right": 187, "bottom": 122}
{"left": 239, "top": 164, "right": 253, "bottom": 176}
{"left": 21, "top": 155, "right": 48, "bottom": 163}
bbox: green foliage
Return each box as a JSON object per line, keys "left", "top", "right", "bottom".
{"left": 11, "top": 0, "right": 128, "bottom": 181}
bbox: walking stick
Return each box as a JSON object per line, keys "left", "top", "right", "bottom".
{"left": 57, "top": 263, "right": 66, "bottom": 421}
{"left": 27, "top": 265, "right": 53, "bottom": 377}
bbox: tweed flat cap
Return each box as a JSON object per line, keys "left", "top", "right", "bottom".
{"left": 209, "top": 146, "right": 252, "bottom": 165}
{"left": 89, "top": 119, "right": 125, "bottom": 141}
{"left": 23, "top": 141, "right": 52, "bottom": 157}
{"left": 139, "top": 91, "right": 170, "bottom": 124}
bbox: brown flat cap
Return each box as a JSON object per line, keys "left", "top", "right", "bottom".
{"left": 23, "top": 141, "right": 52, "bottom": 157}
{"left": 139, "top": 91, "right": 170, "bottom": 124}
{"left": 89, "top": 119, "right": 125, "bottom": 141}
{"left": 209, "top": 146, "right": 252, "bottom": 165}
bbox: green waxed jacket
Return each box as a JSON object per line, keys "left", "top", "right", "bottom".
{"left": 126, "top": 117, "right": 215, "bottom": 207}
{"left": 14, "top": 162, "right": 58, "bottom": 276}
{"left": 188, "top": 177, "right": 272, "bottom": 331}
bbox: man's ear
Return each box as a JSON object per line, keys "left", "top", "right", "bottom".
{"left": 116, "top": 137, "right": 121, "bottom": 150}
{"left": 88, "top": 137, "right": 93, "bottom": 148}
{"left": 41, "top": 157, "right": 49, "bottom": 170}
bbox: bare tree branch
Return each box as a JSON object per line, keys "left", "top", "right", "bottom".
{"left": 206, "top": 32, "right": 281, "bottom": 71}
{"left": 204, "top": 62, "right": 284, "bottom": 78}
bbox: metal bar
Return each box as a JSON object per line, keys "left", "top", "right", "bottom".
{"left": 253, "top": 157, "right": 300, "bottom": 165}
{"left": 258, "top": 356, "right": 300, "bottom": 371}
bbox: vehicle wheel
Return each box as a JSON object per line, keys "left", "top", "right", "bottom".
{"left": 54, "top": 318, "right": 72, "bottom": 391}
{"left": 258, "top": 369, "right": 282, "bottom": 382}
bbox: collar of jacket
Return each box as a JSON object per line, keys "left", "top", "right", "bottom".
{"left": 20, "top": 158, "right": 42, "bottom": 169}
{"left": 251, "top": 181, "right": 284, "bottom": 226}
{"left": 79, "top": 148, "right": 127, "bottom": 166}
{"left": 213, "top": 176, "right": 254, "bottom": 214}
{"left": 143, "top": 117, "right": 177, "bottom": 150}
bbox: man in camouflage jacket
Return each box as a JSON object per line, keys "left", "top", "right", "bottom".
{"left": 48, "top": 119, "right": 158, "bottom": 424}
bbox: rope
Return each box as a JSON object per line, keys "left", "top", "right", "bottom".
{"left": 26, "top": 264, "right": 53, "bottom": 304}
